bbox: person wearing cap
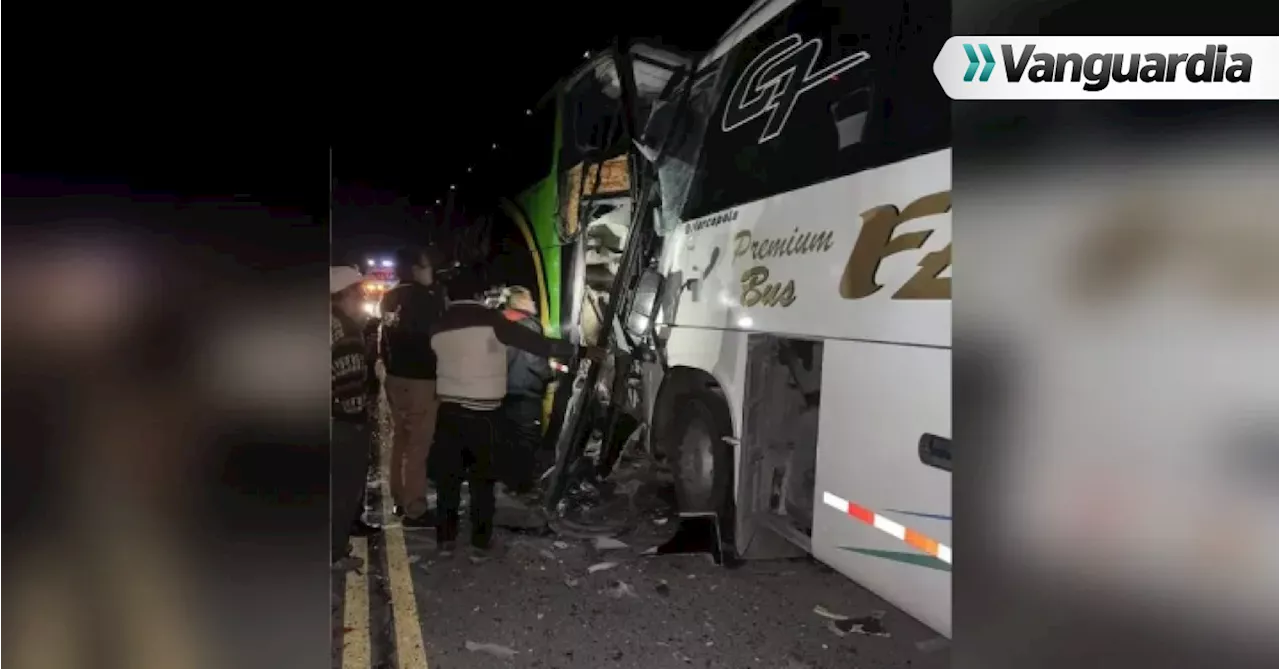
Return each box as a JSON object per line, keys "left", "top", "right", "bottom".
{"left": 497, "top": 286, "right": 555, "bottom": 497}
{"left": 331, "top": 265, "right": 380, "bottom": 571}
{"left": 378, "top": 246, "right": 448, "bottom": 528}
{"left": 429, "top": 270, "right": 605, "bottom": 561}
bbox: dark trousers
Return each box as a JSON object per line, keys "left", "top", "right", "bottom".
{"left": 499, "top": 396, "right": 543, "bottom": 494}
{"left": 332, "top": 420, "right": 371, "bottom": 561}
{"left": 431, "top": 402, "right": 499, "bottom": 548}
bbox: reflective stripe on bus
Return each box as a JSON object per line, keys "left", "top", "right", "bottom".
{"left": 822, "top": 492, "right": 953, "bottom": 565}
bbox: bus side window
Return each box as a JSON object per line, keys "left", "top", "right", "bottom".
{"left": 879, "top": 0, "right": 951, "bottom": 154}
{"left": 830, "top": 85, "right": 875, "bottom": 151}
{"left": 679, "top": 0, "right": 908, "bottom": 221}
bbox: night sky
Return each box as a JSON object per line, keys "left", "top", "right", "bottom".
{"left": 329, "top": 1, "right": 751, "bottom": 264}
{"left": 2, "top": 3, "right": 747, "bottom": 269}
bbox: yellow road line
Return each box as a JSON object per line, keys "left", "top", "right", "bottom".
{"left": 384, "top": 522, "right": 430, "bottom": 668}
{"left": 342, "top": 538, "right": 371, "bottom": 669}
{"left": 380, "top": 431, "right": 430, "bottom": 669}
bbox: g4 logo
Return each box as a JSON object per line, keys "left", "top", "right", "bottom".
{"left": 722, "top": 34, "right": 871, "bottom": 144}
{"left": 840, "top": 191, "right": 952, "bottom": 300}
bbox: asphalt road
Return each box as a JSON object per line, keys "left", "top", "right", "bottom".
{"left": 334, "top": 400, "right": 951, "bottom": 669}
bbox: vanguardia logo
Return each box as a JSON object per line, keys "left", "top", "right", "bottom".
{"left": 963, "top": 44, "right": 995, "bottom": 82}
{"left": 935, "top": 37, "right": 1278, "bottom": 100}
{"left": 985, "top": 43, "right": 1253, "bottom": 91}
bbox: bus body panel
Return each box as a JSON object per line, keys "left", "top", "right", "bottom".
{"left": 655, "top": 149, "right": 952, "bottom": 634}
{"left": 660, "top": 151, "right": 951, "bottom": 348}
{"left": 812, "top": 339, "right": 952, "bottom": 637}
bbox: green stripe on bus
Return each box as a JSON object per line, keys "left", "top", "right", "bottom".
{"left": 839, "top": 547, "right": 952, "bottom": 572}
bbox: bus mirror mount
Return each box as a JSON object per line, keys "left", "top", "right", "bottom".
{"left": 625, "top": 269, "right": 664, "bottom": 339}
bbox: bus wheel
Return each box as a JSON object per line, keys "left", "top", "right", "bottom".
{"left": 668, "top": 389, "right": 735, "bottom": 548}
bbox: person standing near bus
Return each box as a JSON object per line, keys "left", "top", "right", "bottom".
{"left": 379, "top": 246, "right": 446, "bottom": 527}
{"left": 498, "top": 286, "right": 554, "bottom": 496}
{"left": 429, "top": 273, "right": 604, "bottom": 560}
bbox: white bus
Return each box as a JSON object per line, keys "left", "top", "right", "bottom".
{"left": 619, "top": 0, "right": 953, "bottom": 637}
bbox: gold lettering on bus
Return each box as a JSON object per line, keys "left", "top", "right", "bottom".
{"left": 734, "top": 229, "right": 835, "bottom": 261}
{"left": 731, "top": 229, "right": 831, "bottom": 308}
{"left": 740, "top": 266, "right": 797, "bottom": 307}
{"left": 840, "top": 191, "right": 952, "bottom": 300}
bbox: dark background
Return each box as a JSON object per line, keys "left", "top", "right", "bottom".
{"left": 3, "top": 165, "right": 332, "bottom": 669}
{"left": 329, "top": 1, "right": 755, "bottom": 266}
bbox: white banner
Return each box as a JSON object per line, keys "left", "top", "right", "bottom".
{"left": 933, "top": 36, "right": 1280, "bottom": 100}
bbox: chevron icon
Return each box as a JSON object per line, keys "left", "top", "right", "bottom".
{"left": 962, "top": 43, "right": 996, "bottom": 82}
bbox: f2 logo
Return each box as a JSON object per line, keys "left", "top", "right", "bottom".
{"left": 840, "top": 191, "right": 952, "bottom": 301}
{"left": 721, "top": 34, "right": 870, "bottom": 144}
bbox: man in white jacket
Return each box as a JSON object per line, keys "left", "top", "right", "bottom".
{"left": 429, "top": 272, "right": 603, "bottom": 560}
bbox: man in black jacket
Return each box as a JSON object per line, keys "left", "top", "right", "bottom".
{"left": 498, "top": 287, "right": 554, "bottom": 495}
{"left": 379, "top": 246, "right": 446, "bottom": 528}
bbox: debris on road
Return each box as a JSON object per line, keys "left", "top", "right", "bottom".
{"left": 603, "top": 580, "right": 638, "bottom": 599}
{"left": 812, "top": 605, "right": 847, "bottom": 621}
{"left": 655, "top": 581, "right": 671, "bottom": 597}
{"left": 564, "top": 577, "right": 581, "bottom": 588}
{"left": 828, "top": 614, "right": 889, "bottom": 638}
{"left": 593, "top": 537, "right": 629, "bottom": 550}
{"left": 587, "top": 561, "right": 618, "bottom": 574}
{"left": 464, "top": 641, "right": 519, "bottom": 659}
{"left": 814, "top": 604, "right": 890, "bottom": 637}
{"left": 538, "top": 549, "right": 558, "bottom": 560}
{"left": 653, "top": 517, "right": 669, "bottom": 526}
{"left": 553, "top": 540, "right": 570, "bottom": 550}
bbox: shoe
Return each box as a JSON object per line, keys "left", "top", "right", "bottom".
{"left": 331, "top": 555, "right": 364, "bottom": 572}
{"left": 350, "top": 519, "right": 382, "bottom": 537}
{"left": 437, "top": 540, "right": 457, "bottom": 557}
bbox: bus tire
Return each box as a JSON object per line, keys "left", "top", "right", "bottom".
{"left": 668, "top": 389, "right": 736, "bottom": 548}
